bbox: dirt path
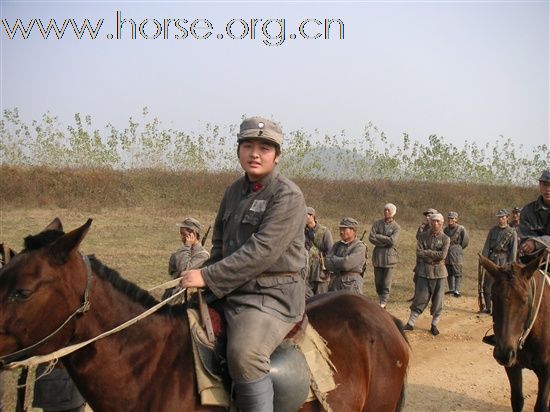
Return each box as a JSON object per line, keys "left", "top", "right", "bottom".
{"left": 389, "top": 294, "right": 538, "bottom": 411}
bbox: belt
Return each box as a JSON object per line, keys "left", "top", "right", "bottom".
{"left": 260, "top": 271, "right": 299, "bottom": 278}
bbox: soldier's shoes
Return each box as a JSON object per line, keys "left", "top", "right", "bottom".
{"left": 403, "top": 323, "right": 414, "bottom": 332}
{"left": 380, "top": 303, "right": 387, "bottom": 309}
{"left": 480, "top": 308, "right": 492, "bottom": 315}
{"left": 430, "top": 325, "right": 440, "bottom": 336}
{"left": 444, "top": 291, "right": 454, "bottom": 295}
{"left": 453, "top": 291, "right": 461, "bottom": 297}
{"left": 482, "top": 334, "right": 496, "bottom": 346}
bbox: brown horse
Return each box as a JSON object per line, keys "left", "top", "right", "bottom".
{"left": 480, "top": 253, "right": 550, "bottom": 412}
{"left": 0, "top": 219, "right": 410, "bottom": 412}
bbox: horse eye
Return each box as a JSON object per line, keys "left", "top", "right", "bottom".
{"left": 9, "top": 289, "right": 32, "bottom": 302}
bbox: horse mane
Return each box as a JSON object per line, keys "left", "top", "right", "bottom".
{"left": 22, "top": 229, "right": 185, "bottom": 317}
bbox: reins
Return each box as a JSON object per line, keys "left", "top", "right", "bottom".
{"left": 518, "top": 254, "right": 550, "bottom": 349}
{"left": 1, "top": 255, "right": 186, "bottom": 370}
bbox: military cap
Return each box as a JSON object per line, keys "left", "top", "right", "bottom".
{"left": 338, "top": 217, "right": 358, "bottom": 229}
{"left": 430, "top": 213, "right": 444, "bottom": 222}
{"left": 423, "top": 208, "right": 438, "bottom": 216}
{"left": 538, "top": 170, "right": 550, "bottom": 182}
{"left": 496, "top": 209, "right": 509, "bottom": 217}
{"left": 512, "top": 207, "right": 521, "bottom": 213}
{"left": 176, "top": 217, "right": 201, "bottom": 233}
{"left": 306, "top": 206, "right": 316, "bottom": 216}
{"left": 237, "top": 116, "right": 283, "bottom": 146}
{"left": 447, "top": 211, "right": 459, "bottom": 219}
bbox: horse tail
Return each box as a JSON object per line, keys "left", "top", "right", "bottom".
{"left": 392, "top": 317, "right": 410, "bottom": 412}
{"left": 392, "top": 317, "right": 411, "bottom": 347}
{"left": 395, "top": 378, "right": 407, "bottom": 412}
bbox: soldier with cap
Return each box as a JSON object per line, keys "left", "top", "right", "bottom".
{"left": 325, "top": 217, "right": 367, "bottom": 294}
{"left": 480, "top": 209, "right": 518, "bottom": 314}
{"left": 518, "top": 170, "right": 550, "bottom": 261}
{"left": 179, "top": 116, "right": 306, "bottom": 412}
{"left": 368, "top": 203, "right": 401, "bottom": 308}
{"left": 404, "top": 213, "right": 450, "bottom": 336}
{"left": 162, "top": 217, "right": 210, "bottom": 300}
{"left": 443, "top": 211, "right": 469, "bottom": 297}
{"left": 304, "top": 206, "right": 333, "bottom": 296}
{"left": 509, "top": 207, "right": 521, "bottom": 229}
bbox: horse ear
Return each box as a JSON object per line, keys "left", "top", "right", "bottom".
{"left": 479, "top": 254, "right": 503, "bottom": 280}
{"left": 44, "top": 217, "right": 63, "bottom": 232}
{"left": 522, "top": 251, "right": 548, "bottom": 279}
{"left": 47, "top": 219, "right": 93, "bottom": 265}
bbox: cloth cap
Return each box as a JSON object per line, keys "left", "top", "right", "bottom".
{"left": 538, "top": 170, "right": 550, "bottom": 182}
{"left": 496, "top": 209, "right": 509, "bottom": 217}
{"left": 423, "top": 208, "right": 438, "bottom": 216}
{"left": 430, "top": 213, "right": 444, "bottom": 222}
{"left": 306, "top": 206, "right": 316, "bottom": 216}
{"left": 512, "top": 207, "right": 521, "bottom": 213}
{"left": 384, "top": 203, "right": 397, "bottom": 216}
{"left": 338, "top": 217, "right": 358, "bottom": 229}
{"left": 237, "top": 116, "right": 283, "bottom": 146}
{"left": 176, "top": 217, "right": 201, "bottom": 233}
{"left": 447, "top": 211, "right": 459, "bottom": 219}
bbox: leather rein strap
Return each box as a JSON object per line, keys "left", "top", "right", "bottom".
{"left": 0, "top": 255, "right": 93, "bottom": 366}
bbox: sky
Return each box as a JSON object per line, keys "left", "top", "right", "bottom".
{"left": 1, "top": 0, "right": 549, "bottom": 153}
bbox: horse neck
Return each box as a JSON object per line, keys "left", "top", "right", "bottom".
{"left": 64, "top": 275, "right": 195, "bottom": 411}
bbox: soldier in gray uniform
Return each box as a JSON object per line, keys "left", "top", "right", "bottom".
{"left": 509, "top": 207, "right": 521, "bottom": 229}
{"left": 443, "top": 211, "right": 469, "bottom": 297}
{"left": 180, "top": 116, "right": 306, "bottom": 412}
{"left": 368, "top": 203, "right": 400, "bottom": 308}
{"left": 481, "top": 209, "right": 518, "bottom": 314}
{"left": 162, "top": 217, "right": 210, "bottom": 300}
{"left": 404, "top": 213, "right": 450, "bottom": 336}
{"left": 304, "top": 206, "right": 333, "bottom": 296}
{"left": 325, "top": 217, "right": 366, "bottom": 294}
{"left": 518, "top": 170, "right": 550, "bottom": 261}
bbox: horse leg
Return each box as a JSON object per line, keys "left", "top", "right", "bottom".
{"left": 505, "top": 366, "right": 524, "bottom": 412}
{"left": 534, "top": 368, "right": 550, "bottom": 412}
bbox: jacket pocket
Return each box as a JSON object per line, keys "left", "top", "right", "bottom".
{"left": 242, "top": 210, "right": 263, "bottom": 226}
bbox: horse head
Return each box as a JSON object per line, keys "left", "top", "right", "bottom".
{"left": 479, "top": 252, "right": 546, "bottom": 367}
{"left": 0, "top": 218, "right": 92, "bottom": 366}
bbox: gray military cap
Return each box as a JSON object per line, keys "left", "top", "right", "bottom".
{"left": 338, "top": 217, "right": 358, "bottom": 229}
{"left": 176, "top": 217, "right": 201, "bottom": 233}
{"left": 447, "top": 211, "right": 459, "bottom": 219}
{"left": 430, "top": 213, "right": 444, "bottom": 222}
{"left": 512, "top": 207, "right": 521, "bottom": 213}
{"left": 496, "top": 209, "right": 509, "bottom": 217}
{"left": 306, "top": 206, "right": 316, "bottom": 216}
{"left": 237, "top": 116, "right": 283, "bottom": 146}
{"left": 538, "top": 170, "right": 550, "bottom": 182}
{"left": 423, "top": 208, "right": 439, "bottom": 216}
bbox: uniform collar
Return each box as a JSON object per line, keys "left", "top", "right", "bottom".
{"left": 242, "top": 168, "right": 279, "bottom": 195}
{"left": 535, "top": 196, "right": 550, "bottom": 211}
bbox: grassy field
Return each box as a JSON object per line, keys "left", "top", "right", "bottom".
{"left": 0, "top": 166, "right": 540, "bottom": 410}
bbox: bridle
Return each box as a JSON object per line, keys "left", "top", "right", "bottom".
{"left": 0, "top": 254, "right": 94, "bottom": 366}
{"left": 517, "top": 254, "right": 550, "bottom": 350}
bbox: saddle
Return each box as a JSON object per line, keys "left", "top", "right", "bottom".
{"left": 188, "top": 291, "right": 336, "bottom": 411}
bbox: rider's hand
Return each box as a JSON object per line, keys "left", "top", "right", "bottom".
{"left": 180, "top": 269, "right": 205, "bottom": 288}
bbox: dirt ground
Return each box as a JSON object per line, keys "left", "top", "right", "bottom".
{"left": 389, "top": 293, "right": 538, "bottom": 412}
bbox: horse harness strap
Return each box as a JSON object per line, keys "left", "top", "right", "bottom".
{"left": 0, "top": 254, "right": 94, "bottom": 366}
{"left": 518, "top": 255, "right": 550, "bottom": 349}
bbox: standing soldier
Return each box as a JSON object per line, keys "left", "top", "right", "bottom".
{"left": 180, "top": 116, "right": 306, "bottom": 411}
{"left": 325, "top": 217, "right": 366, "bottom": 294}
{"left": 443, "top": 211, "right": 469, "bottom": 297}
{"left": 480, "top": 209, "right": 518, "bottom": 314}
{"left": 509, "top": 207, "right": 521, "bottom": 229}
{"left": 404, "top": 213, "right": 450, "bottom": 336}
{"left": 518, "top": 170, "right": 550, "bottom": 261}
{"left": 368, "top": 203, "right": 401, "bottom": 308}
{"left": 162, "top": 217, "right": 210, "bottom": 301}
{"left": 304, "top": 206, "right": 333, "bottom": 296}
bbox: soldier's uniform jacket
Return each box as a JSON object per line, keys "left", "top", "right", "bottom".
{"left": 518, "top": 196, "right": 550, "bottom": 250}
{"left": 415, "top": 230, "right": 450, "bottom": 279}
{"left": 368, "top": 219, "right": 400, "bottom": 268}
{"left": 324, "top": 238, "right": 366, "bottom": 276}
{"left": 201, "top": 168, "right": 306, "bottom": 323}
{"left": 482, "top": 225, "right": 518, "bottom": 265}
{"left": 168, "top": 243, "right": 210, "bottom": 279}
{"left": 443, "top": 224, "right": 469, "bottom": 271}
{"left": 305, "top": 223, "right": 333, "bottom": 281}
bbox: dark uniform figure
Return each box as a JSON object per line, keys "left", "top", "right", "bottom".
{"left": 180, "top": 117, "right": 306, "bottom": 412}
{"left": 518, "top": 170, "right": 550, "bottom": 261}
{"left": 509, "top": 207, "right": 521, "bottom": 229}
{"left": 481, "top": 209, "right": 518, "bottom": 314}
{"left": 304, "top": 206, "right": 333, "bottom": 296}
{"left": 32, "top": 364, "right": 86, "bottom": 412}
{"left": 325, "top": 217, "right": 366, "bottom": 294}
{"left": 443, "top": 211, "right": 469, "bottom": 297}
